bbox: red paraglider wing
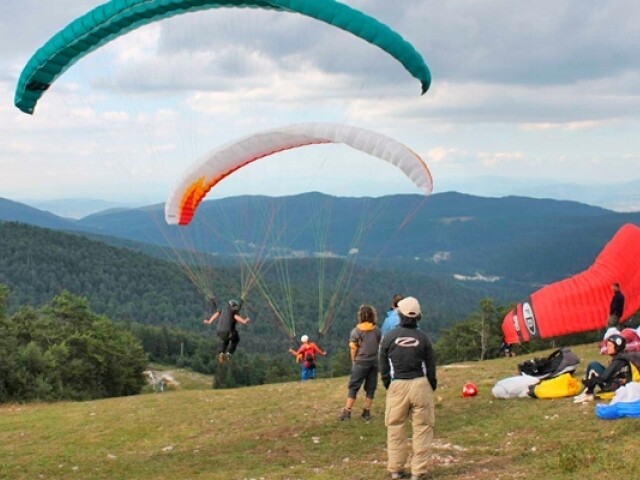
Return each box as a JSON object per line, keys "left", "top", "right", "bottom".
{"left": 503, "top": 223, "right": 640, "bottom": 344}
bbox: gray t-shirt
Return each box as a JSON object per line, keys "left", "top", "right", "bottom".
{"left": 349, "top": 323, "right": 381, "bottom": 365}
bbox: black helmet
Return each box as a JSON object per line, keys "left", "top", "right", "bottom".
{"left": 607, "top": 334, "right": 626, "bottom": 354}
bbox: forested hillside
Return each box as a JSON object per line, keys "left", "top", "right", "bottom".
{"left": 0, "top": 288, "right": 148, "bottom": 402}
{"left": 4, "top": 193, "right": 639, "bottom": 287}
{"left": 0, "top": 221, "right": 205, "bottom": 325}
{"left": 1, "top": 221, "right": 628, "bottom": 393}
{"left": 0, "top": 221, "right": 510, "bottom": 349}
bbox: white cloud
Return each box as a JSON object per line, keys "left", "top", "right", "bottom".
{"left": 101, "top": 111, "right": 130, "bottom": 122}
{"left": 426, "top": 147, "right": 465, "bottom": 164}
{"left": 145, "top": 144, "right": 176, "bottom": 155}
{"left": 0, "top": 0, "right": 639, "bottom": 206}
{"left": 6, "top": 142, "right": 36, "bottom": 154}
{"left": 477, "top": 151, "right": 525, "bottom": 167}
{"left": 520, "top": 121, "right": 601, "bottom": 132}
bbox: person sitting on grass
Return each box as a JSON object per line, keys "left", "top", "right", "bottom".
{"left": 574, "top": 334, "right": 640, "bottom": 403}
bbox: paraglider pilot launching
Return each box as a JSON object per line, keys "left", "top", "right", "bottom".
{"left": 204, "top": 299, "right": 250, "bottom": 363}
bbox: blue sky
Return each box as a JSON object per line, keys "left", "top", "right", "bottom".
{"left": 1, "top": 1, "right": 639, "bottom": 211}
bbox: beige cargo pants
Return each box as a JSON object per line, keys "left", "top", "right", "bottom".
{"left": 384, "top": 376, "right": 435, "bottom": 475}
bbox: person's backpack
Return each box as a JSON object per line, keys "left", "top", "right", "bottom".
{"left": 303, "top": 350, "right": 315, "bottom": 369}
{"left": 517, "top": 347, "right": 579, "bottom": 378}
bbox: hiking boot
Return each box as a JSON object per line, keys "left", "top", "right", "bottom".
{"left": 338, "top": 408, "right": 351, "bottom": 421}
{"left": 217, "top": 352, "right": 225, "bottom": 364}
{"left": 390, "top": 472, "right": 409, "bottom": 480}
{"left": 411, "top": 474, "right": 432, "bottom": 480}
{"left": 361, "top": 408, "right": 372, "bottom": 421}
{"left": 573, "top": 390, "right": 594, "bottom": 403}
{"left": 224, "top": 352, "right": 232, "bottom": 361}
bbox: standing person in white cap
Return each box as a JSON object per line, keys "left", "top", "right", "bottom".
{"left": 379, "top": 296, "right": 437, "bottom": 480}
{"left": 288, "top": 335, "right": 326, "bottom": 381}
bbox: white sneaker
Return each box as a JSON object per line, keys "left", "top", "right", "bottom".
{"left": 573, "top": 391, "right": 594, "bottom": 403}
{"left": 390, "top": 472, "right": 409, "bottom": 480}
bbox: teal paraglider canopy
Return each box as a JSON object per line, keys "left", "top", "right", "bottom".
{"left": 14, "top": 0, "right": 431, "bottom": 114}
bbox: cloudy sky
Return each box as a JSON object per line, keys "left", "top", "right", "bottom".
{"left": 1, "top": 0, "right": 639, "bottom": 211}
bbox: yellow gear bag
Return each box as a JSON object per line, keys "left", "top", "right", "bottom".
{"left": 530, "top": 373, "right": 582, "bottom": 399}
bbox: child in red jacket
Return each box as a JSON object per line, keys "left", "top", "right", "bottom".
{"left": 289, "top": 335, "right": 326, "bottom": 381}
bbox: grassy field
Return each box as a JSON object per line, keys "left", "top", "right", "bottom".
{"left": 1, "top": 343, "right": 637, "bottom": 480}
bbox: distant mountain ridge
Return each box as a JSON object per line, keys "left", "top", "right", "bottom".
{"left": 0, "top": 198, "right": 80, "bottom": 230}
{"left": 18, "top": 198, "right": 132, "bottom": 220}
{"left": 436, "top": 177, "right": 640, "bottom": 212}
{"left": 18, "top": 177, "right": 640, "bottom": 217}
{"left": 2, "top": 192, "right": 639, "bottom": 286}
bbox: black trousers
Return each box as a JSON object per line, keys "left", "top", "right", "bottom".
{"left": 217, "top": 330, "right": 240, "bottom": 354}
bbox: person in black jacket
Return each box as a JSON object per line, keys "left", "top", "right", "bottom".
{"left": 607, "top": 282, "right": 625, "bottom": 327}
{"left": 379, "top": 296, "right": 436, "bottom": 480}
{"left": 574, "top": 334, "right": 640, "bottom": 403}
{"left": 204, "top": 299, "right": 250, "bottom": 364}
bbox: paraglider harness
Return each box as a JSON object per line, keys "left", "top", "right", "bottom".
{"left": 301, "top": 350, "right": 316, "bottom": 370}
{"left": 589, "top": 352, "right": 640, "bottom": 394}
{"left": 517, "top": 347, "right": 579, "bottom": 378}
{"left": 619, "top": 353, "right": 640, "bottom": 382}
{"left": 519, "top": 348, "right": 581, "bottom": 399}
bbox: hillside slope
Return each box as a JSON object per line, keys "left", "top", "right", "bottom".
{"left": 0, "top": 221, "right": 511, "bottom": 354}
{"left": 0, "top": 342, "right": 633, "bottom": 480}
{"left": 0, "top": 221, "right": 204, "bottom": 324}
{"left": 0, "top": 197, "right": 82, "bottom": 230}
{"left": 4, "top": 192, "right": 640, "bottom": 285}
{"left": 78, "top": 192, "right": 640, "bottom": 282}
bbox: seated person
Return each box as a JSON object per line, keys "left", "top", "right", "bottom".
{"left": 574, "top": 334, "right": 640, "bottom": 403}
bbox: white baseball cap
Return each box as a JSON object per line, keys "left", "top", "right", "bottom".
{"left": 397, "top": 296, "right": 421, "bottom": 318}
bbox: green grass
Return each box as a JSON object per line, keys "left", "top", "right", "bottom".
{"left": 1, "top": 343, "right": 636, "bottom": 479}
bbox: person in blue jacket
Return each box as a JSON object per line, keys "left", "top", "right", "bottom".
{"left": 381, "top": 294, "right": 403, "bottom": 337}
